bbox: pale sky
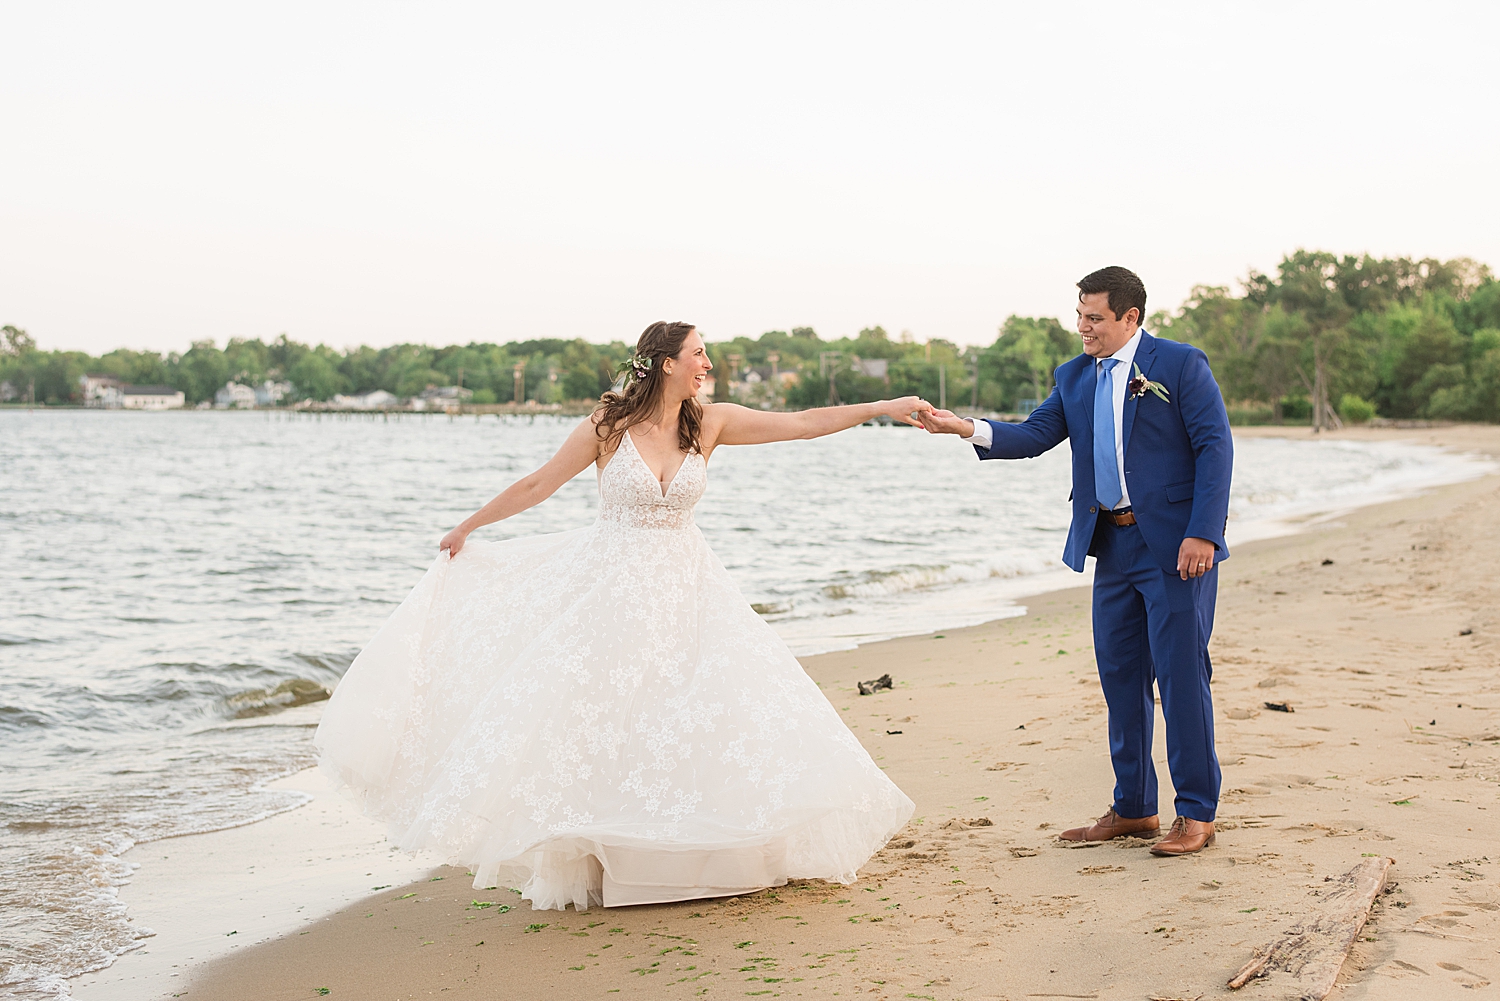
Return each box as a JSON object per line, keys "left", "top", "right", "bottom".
{"left": 3, "top": 1, "right": 1496, "bottom": 356}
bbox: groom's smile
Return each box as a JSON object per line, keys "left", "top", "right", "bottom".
{"left": 1076, "top": 291, "right": 1138, "bottom": 357}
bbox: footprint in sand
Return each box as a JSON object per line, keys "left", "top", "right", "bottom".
{"left": 1381, "top": 959, "right": 1428, "bottom": 979}
{"left": 1437, "top": 961, "right": 1491, "bottom": 988}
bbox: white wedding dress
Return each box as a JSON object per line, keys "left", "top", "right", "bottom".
{"left": 315, "top": 432, "right": 914, "bottom": 911}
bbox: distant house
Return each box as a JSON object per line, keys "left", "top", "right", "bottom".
{"left": 215, "top": 382, "right": 258, "bottom": 409}
{"left": 0, "top": 381, "right": 15, "bottom": 403}
{"left": 122, "top": 385, "right": 185, "bottom": 410}
{"left": 419, "top": 385, "right": 474, "bottom": 403}
{"left": 254, "top": 380, "right": 293, "bottom": 406}
{"left": 413, "top": 384, "right": 474, "bottom": 412}
{"left": 853, "top": 358, "right": 889, "bottom": 381}
{"left": 80, "top": 374, "right": 124, "bottom": 408}
{"left": 332, "top": 389, "right": 399, "bottom": 410}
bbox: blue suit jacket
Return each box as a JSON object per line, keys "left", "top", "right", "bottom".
{"left": 975, "top": 332, "right": 1233, "bottom": 574}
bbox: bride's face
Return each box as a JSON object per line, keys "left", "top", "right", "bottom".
{"left": 663, "top": 329, "right": 713, "bottom": 399}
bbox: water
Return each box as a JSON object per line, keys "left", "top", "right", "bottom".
{"left": 0, "top": 410, "right": 1492, "bottom": 997}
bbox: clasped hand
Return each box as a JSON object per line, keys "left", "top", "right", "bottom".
{"left": 915, "top": 407, "right": 973, "bottom": 436}
{"left": 885, "top": 396, "right": 936, "bottom": 427}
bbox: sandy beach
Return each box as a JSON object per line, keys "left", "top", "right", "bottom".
{"left": 74, "top": 425, "right": 1500, "bottom": 1001}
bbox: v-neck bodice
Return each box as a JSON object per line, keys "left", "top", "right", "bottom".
{"left": 597, "top": 431, "right": 706, "bottom": 530}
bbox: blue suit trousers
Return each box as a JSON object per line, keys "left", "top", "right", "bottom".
{"left": 1091, "top": 519, "right": 1221, "bottom": 822}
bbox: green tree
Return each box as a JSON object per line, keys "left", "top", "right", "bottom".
{"left": 978, "top": 316, "right": 1074, "bottom": 411}
{"left": 288, "top": 348, "right": 347, "bottom": 401}
{"left": 223, "top": 338, "right": 271, "bottom": 385}
{"left": 174, "top": 340, "right": 230, "bottom": 403}
{"left": 1266, "top": 250, "right": 1363, "bottom": 431}
{"left": 96, "top": 348, "right": 172, "bottom": 385}
{"left": 2, "top": 325, "right": 37, "bottom": 356}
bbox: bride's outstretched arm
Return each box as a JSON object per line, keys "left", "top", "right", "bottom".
{"left": 439, "top": 416, "right": 601, "bottom": 557}
{"left": 706, "top": 397, "right": 931, "bottom": 448}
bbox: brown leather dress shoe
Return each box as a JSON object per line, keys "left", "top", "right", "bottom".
{"left": 1059, "top": 807, "right": 1161, "bottom": 842}
{"left": 1150, "top": 817, "right": 1216, "bottom": 856}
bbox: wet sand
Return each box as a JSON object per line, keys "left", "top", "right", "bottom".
{"left": 82, "top": 425, "right": 1500, "bottom": 1000}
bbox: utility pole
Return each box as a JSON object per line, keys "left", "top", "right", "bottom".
{"left": 971, "top": 353, "right": 980, "bottom": 410}
{"left": 513, "top": 362, "right": 525, "bottom": 405}
{"left": 938, "top": 364, "right": 946, "bottom": 411}
{"left": 766, "top": 352, "right": 779, "bottom": 408}
{"left": 726, "top": 354, "right": 744, "bottom": 400}
{"left": 819, "top": 352, "right": 842, "bottom": 406}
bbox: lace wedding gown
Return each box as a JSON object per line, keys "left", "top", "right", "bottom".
{"left": 315, "top": 432, "right": 914, "bottom": 911}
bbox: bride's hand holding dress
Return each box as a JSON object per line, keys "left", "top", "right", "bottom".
{"left": 437, "top": 414, "right": 617, "bottom": 559}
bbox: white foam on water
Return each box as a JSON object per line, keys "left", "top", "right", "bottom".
{"left": 68, "top": 768, "right": 439, "bottom": 1001}
{"left": 1225, "top": 435, "right": 1496, "bottom": 544}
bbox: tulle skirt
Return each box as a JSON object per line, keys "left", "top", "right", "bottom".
{"left": 315, "top": 518, "right": 914, "bottom": 910}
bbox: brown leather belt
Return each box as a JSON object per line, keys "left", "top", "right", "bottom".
{"left": 1101, "top": 509, "right": 1137, "bottom": 527}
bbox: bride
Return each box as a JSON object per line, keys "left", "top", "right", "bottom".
{"left": 316, "top": 320, "right": 922, "bottom": 911}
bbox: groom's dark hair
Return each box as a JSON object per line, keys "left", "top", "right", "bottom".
{"left": 1077, "top": 266, "right": 1147, "bottom": 325}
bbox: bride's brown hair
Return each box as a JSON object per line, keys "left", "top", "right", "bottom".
{"left": 594, "top": 321, "right": 704, "bottom": 455}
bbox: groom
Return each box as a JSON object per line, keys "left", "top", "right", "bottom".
{"left": 921, "top": 266, "right": 1233, "bottom": 856}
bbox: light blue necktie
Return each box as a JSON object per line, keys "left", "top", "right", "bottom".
{"left": 1093, "top": 358, "right": 1123, "bottom": 510}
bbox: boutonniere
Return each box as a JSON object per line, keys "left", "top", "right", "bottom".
{"left": 1127, "top": 362, "right": 1169, "bottom": 402}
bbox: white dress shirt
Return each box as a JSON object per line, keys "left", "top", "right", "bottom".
{"left": 963, "top": 328, "right": 1145, "bottom": 510}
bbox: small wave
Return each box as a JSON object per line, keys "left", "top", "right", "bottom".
{"left": 0, "top": 706, "right": 53, "bottom": 731}
{"left": 0, "top": 830, "right": 147, "bottom": 999}
{"left": 0, "top": 634, "right": 45, "bottom": 646}
{"left": 820, "top": 564, "right": 953, "bottom": 600}
{"left": 63, "top": 674, "right": 232, "bottom": 711}
{"left": 5, "top": 818, "right": 59, "bottom": 833}
{"left": 292, "top": 651, "right": 354, "bottom": 675}
{"left": 218, "top": 679, "right": 331, "bottom": 719}
{"left": 817, "top": 556, "right": 1057, "bottom": 601}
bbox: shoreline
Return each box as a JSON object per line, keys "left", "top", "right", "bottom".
{"left": 773, "top": 424, "right": 1496, "bottom": 657}
{"left": 71, "top": 424, "right": 1500, "bottom": 1000}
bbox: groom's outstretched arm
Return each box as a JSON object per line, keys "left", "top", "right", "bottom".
{"left": 918, "top": 386, "right": 1068, "bottom": 459}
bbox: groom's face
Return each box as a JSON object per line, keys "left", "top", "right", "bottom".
{"left": 1076, "top": 293, "right": 1139, "bottom": 358}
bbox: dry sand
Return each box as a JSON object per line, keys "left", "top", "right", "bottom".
{"left": 144, "top": 426, "right": 1500, "bottom": 999}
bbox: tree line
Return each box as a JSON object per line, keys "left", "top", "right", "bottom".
{"left": 1155, "top": 251, "right": 1500, "bottom": 427}
{"left": 0, "top": 331, "right": 638, "bottom": 407}
{"left": 3, "top": 250, "right": 1497, "bottom": 423}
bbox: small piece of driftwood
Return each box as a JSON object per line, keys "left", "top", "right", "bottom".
{"left": 1263, "top": 701, "right": 1294, "bottom": 713}
{"left": 1227, "top": 856, "right": 1392, "bottom": 999}
{"left": 858, "top": 673, "right": 893, "bottom": 695}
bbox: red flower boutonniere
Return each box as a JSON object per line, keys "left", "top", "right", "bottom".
{"left": 1127, "top": 362, "right": 1169, "bottom": 402}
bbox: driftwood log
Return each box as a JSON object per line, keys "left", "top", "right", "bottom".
{"left": 1227, "top": 856, "right": 1393, "bottom": 999}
